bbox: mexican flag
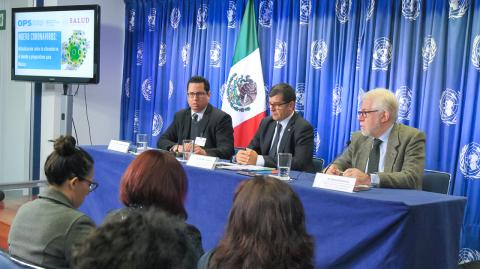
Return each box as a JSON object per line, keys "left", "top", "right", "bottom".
{"left": 222, "top": 0, "right": 266, "bottom": 147}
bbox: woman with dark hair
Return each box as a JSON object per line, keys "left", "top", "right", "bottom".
{"left": 198, "top": 176, "right": 314, "bottom": 269}
{"left": 9, "top": 135, "right": 97, "bottom": 269}
{"left": 108, "top": 150, "right": 203, "bottom": 259}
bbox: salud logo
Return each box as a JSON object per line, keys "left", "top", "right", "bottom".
{"left": 226, "top": 73, "right": 258, "bottom": 112}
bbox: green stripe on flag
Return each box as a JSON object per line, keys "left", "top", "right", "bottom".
{"left": 232, "top": 0, "right": 259, "bottom": 66}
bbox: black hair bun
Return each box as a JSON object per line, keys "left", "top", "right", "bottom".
{"left": 54, "top": 135, "right": 77, "bottom": 156}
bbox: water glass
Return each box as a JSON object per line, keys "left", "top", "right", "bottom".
{"left": 277, "top": 153, "right": 292, "bottom": 180}
{"left": 183, "top": 139, "right": 194, "bottom": 160}
{"left": 136, "top": 133, "right": 148, "bottom": 153}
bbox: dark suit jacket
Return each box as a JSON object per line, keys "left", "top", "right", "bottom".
{"left": 157, "top": 104, "right": 234, "bottom": 160}
{"left": 248, "top": 112, "right": 315, "bottom": 172}
{"left": 8, "top": 188, "right": 95, "bottom": 269}
{"left": 332, "top": 123, "right": 425, "bottom": 189}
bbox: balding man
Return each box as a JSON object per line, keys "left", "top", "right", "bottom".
{"left": 326, "top": 88, "right": 425, "bottom": 189}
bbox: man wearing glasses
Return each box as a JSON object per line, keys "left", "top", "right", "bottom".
{"left": 235, "top": 83, "right": 315, "bottom": 172}
{"left": 325, "top": 88, "right": 425, "bottom": 189}
{"left": 157, "top": 76, "right": 234, "bottom": 160}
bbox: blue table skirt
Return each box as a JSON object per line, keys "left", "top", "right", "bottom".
{"left": 80, "top": 146, "right": 466, "bottom": 269}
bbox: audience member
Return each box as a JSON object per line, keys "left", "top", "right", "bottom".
{"left": 108, "top": 150, "right": 203, "bottom": 259}
{"left": 71, "top": 207, "right": 196, "bottom": 269}
{"left": 326, "top": 88, "right": 425, "bottom": 189}
{"left": 235, "top": 83, "right": 315, "bottom": 172}
{"left": 8, "top": 136, "right": 97, "bottom": 269}
{"left": 198, "top": 176, "right": 314, "bottom": 269}
{"left": 157, "top": 76, "right": 235, "bottom": 160}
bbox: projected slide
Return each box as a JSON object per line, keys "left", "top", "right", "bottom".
{"left": 14, "top": 10, "right": 95, "bottom": 78}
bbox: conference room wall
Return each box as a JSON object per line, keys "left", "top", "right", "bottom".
{"left": 38, "top": 0, "right": 125, "bottom": 179}
{"left": 0, "top": 0, "right": 32, "bottom": 184}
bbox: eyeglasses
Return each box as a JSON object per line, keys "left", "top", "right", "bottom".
{"left": 269, "top": 101, "right": 289, "bottom": 109}
{"left": 357, "top": 110, "right": 379, "bottom": 118}
{"left": 187, "top": 92, "right": 207, "bottom": 98}
{"left": 79, "top": 177, "right": 99, "bottom": 192}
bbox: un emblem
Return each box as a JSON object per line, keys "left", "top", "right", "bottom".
{"left": 182, "top": 43, "right": 190, "bottom": 67}
{"left": 460, "top": 142, "right": 480, "bottom": 179}
{"left": 220, "top": 83, "right": 227, "bottom": 105}
{"left": 136, "top": 42, "right": 143, "bottom": 66}
{"left": 125, "top": 77, "right": 130, "bottom": 98}
{"left": 299, "top": 0, "right": 311, "bottom": 25}
{"left": 439, "top": 88, "right": 460, "bottom": 125}
{"left": 168, "top": 80, "right": 174, "bottom": 100}
{"left": 226, "top": 74, "right": 258, "bottom": 112}
{"left": 472, "top": 35, "right": 480, "bottom": 70}
{"left": 210, "top": 41, "right": 222, "bottom": 68}
{"left": 133, "top": 110, "right": 140, "bottom": 133}
{"left": 158, "top": 43, "right": 167, "bottom": 67}
{"left": 258, "top": 0, "right": 273, "bottom": 28}
{"left": 170, "top": 8, "right": 181, "bottom": 29}
{"left": 402, "top": 0, "right": 421, "bottom": 21}
{"left": 128, "top": 9, "right": 136, "bottom": 32}
{"left": 449, "top": 0, "right": 469, "bottom": 19}
{"left": 372, "top": 37, "right": 392, "bottom": 71}
{"left": 459, "top": 248, "right": 480, "bottom": 264}
{"left": 274, "top": 39, "right": 287, "bottom": 68}
{"left": 332, "top": 85, "right": 343, "bottom": 116}
{"left": 356, "top": 39, "right": 361, "bottom": 69}
{"left": 357, "top": 88, "right": 365, "bottom": 111}
{"left": 335, "top": 0, "right": 351, "bottom": 24}
{"left": 148, "top": 8, "right": 156, "bottom": 32}
{"left": 295, "top": 83, "right": 305, "bottom": 112}
{"left": 440, "top": 88, "right": 460, "bottom": 124}
{"left": 422, "top": 36, "right": 437, "bottom": 70}
{"left": 197, "top": 5, "right": 208, "bottom": 30}
{"left": 310, "top": 40, "right": 328, "bottom": 70}
{"left": 395, "top": 86, "right": 413, "bottom": 121}
{"left": 227, "top": 1, "right": 237, "bottom": 29}
{"left": 152, "top": 113, "right": 163, "bottom": 137}
{"left": 314, "top": 129, "right": 321, "bottom": 154}
{"left": 141, "top": 78, "right": 152, "bottom": 102}
{"left": 366, "top": 0, "right": 375, "bottom": 21}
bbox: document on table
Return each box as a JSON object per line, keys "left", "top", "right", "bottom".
{"left": 216, "top": 164, "right": 275, "bottom": 172}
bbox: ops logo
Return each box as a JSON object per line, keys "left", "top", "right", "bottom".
{"left": 17, "top": 20, "right": 32, "bottom": 27}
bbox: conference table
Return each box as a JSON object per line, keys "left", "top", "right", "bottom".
{"left": 80, "top": 146, "right": 466, "bottom": 269}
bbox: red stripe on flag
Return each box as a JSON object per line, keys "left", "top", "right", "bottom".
{"left": 233, "top": 112, "right": 265, "bottom": 147}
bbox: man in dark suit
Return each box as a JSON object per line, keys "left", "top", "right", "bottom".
{"left": 326, "top": 88, "right": 425, "bottom": 189}
{"left": 235, "top": 83, "right": 315, "bottom": 172}
{"left": 157, "top": 76, "right": 234, "bottom": 160}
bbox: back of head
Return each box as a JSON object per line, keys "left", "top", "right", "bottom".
{"left": 269, "top": 83, "right": 296, "bottom": 103}
{"left": 44, "top": 136, "right": 94, "bottom": 186}
{"left": 363, "top": 88, "right": 399, "bottom": 122}
{"left": 71, "top": 207, "right": 196, "bottom": 269}
{"left": 210, "top": 176, "right": 313, "bottom": 269}
{"left": 119, "top": 150, "right": 188, "bottom": 218}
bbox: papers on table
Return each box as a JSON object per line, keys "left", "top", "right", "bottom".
{"left": 216, "top": 164, "right": 275, "bottom": 172}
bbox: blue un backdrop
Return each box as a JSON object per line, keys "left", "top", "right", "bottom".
{"left": 120, "top": 0, "right": 480, "bottom": 262}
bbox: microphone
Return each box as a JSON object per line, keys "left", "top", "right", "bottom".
{"left": 323, "top": 139, "right": 351, "bottom": 174}
{"left": 0, "top": 190, "right": 5, "bottom": 202}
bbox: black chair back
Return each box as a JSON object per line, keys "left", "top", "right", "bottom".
{"left": 312, "top": 158, "right": 324, "bottom": 173}
{"left": 422, "top": 169, "right": 451, "bottom": 194}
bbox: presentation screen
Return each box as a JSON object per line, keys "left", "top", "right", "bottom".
{"left": 11, "top": 5, "right": 100, "bottom": 84}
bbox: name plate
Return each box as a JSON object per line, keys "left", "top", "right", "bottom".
{"left": 312, "top": 173, "right": 356, "bottom": 193}
{"left": 107, "top": 140, "right": 131, "bottom": 153}
{"left": 186, "top": 154, "right": 217, "bottom": 170}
